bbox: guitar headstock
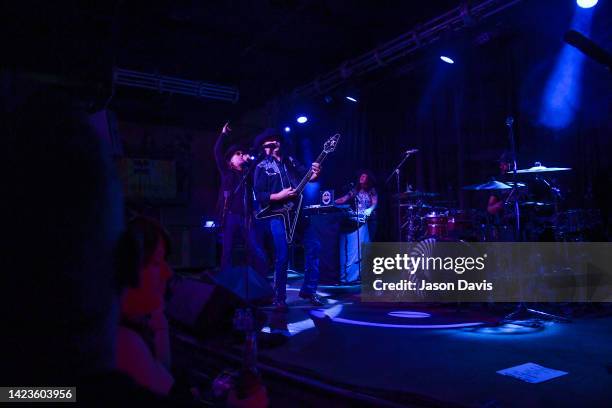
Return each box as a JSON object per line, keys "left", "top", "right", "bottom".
{"left": 323, "top": 133, "right": 341, "bottom": 154}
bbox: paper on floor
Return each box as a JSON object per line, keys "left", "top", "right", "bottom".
{"left": 497, "top": 362, "right": 568, "bottom": 383}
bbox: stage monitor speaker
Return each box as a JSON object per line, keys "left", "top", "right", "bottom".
{"left": 166, "top": 269, "right": 272, "bottom": 337}
{"left": 166, "top": 274, "right": 237, "bottom": 337}
{"left": 211, "top": 266, "right": 273, "bottom": 302}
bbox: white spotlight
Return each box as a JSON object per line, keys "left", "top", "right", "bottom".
{"left": 577, "top": 0, "right": 598, "bottom": 9}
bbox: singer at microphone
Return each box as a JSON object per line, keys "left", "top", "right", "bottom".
{"left": 214, "top": 123, "right": 267, "bottom": 276}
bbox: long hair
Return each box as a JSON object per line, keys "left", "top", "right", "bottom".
{"left": 356, "top": 169, "right": 377, "bottom": 191}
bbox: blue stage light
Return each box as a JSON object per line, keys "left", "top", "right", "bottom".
{"left": 345, "top": 96, "right": 358, "bottom": 102}
{"left": 539, "top": 5, "right": 594, "bottom": 130}
{"left": 296, "top": 116, "right": 308, "bottom": 124}
{"left": 284, "top": 126, "right": 291, "bottom": 133}
{"left": 440, "top": 56, "right": 455, "bottom": 64}
{"left": 577, "top": 0, "right": 598, "bottom": 9}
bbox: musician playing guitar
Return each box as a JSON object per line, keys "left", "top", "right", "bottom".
{"left": 253, "top": 128, "right": 324, "bottom": 311}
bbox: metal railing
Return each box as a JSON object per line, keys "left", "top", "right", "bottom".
{"left": 114, "top": 68, "right": 239, "bottom": 103}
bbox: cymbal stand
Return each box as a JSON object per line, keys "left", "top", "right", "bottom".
{"left": 506, "top": 116, "right": 521, "bottom": 241}
{"left": 385, "top": 151, "right": 416, "bottom": 241}
{"left": 536, "top": 176, "right": 563, "bottom": 214}
{"left": 501, "top": 116, "right": 569, "bottom": 326}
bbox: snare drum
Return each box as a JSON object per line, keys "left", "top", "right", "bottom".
{"left": 424, "top": 211, "right": 448, "bottom": 238}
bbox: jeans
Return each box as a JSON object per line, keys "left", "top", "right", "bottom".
{"left": 269, "top": 217, "right": 320, "bottom": 302}
{"left": 221, "top": 213, "right": 268, "bottom": 278}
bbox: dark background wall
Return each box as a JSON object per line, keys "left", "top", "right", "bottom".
{"left": 272, "top": 1, "right": 611, "bottom": 240}
{"left": 3, "top": 1, "right": 609, "bottom": 246}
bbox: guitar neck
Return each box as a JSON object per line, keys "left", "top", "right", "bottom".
{"left": 294, "top": 150, "right": 328, "bottom": 194}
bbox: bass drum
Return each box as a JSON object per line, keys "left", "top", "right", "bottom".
{"left": 405, "top": 237, "right": 487, "bottom": 302}
{"left": 447, "top": 209, "right": 480, "bottom": 241}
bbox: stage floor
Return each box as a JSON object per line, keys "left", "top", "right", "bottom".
{"left": 250, "top": 281, "right": 612, "bottom": 407}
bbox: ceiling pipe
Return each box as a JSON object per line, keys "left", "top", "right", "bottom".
{"left": 292, "top": 0, "right": 522, "bottom": 98}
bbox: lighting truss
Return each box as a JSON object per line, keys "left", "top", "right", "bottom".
{"left": 292, "top": 0, "right": 523, "bottom": 98}
{"left": 114, "top": 68, "right": 239, "bottom": 103}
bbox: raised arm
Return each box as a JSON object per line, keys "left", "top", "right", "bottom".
{"left": 214, "top": 122, "right": 231, "bottom": 173}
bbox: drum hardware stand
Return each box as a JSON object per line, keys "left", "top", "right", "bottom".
{"left": 501, "top": 303, "right": 571, "bottom": 326}
{"left": 536, "top": 176, "right": 563, "bottom": 214}
{"left": 500, "top": 117, "right": 570, "bottom": 326}
{"left": 385, "top": 150, "right": 417, "bottom": 241}
{"left": 506, "top": 116, "right": 521, "bottom": 241}
{"left": 400, "top": 200, "right": 424, "bottom": 242}
{"left": 400, "top": 214, "right": 417, "bottom": 241}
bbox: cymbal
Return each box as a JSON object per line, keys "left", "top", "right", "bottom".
{"left": 511, "top": 162, "right": 571, "bottom": 174}
{"left": 394, "top": 191, "right": 440, "bottom": 199}
{"left": 399, "top": 203, "right": 432, "bottom": 208}
{"left": 463, "top": 180, "right": 512, "bottom": 191}
{"left": 520, "top": 201, "right": 553, "bottom": 207}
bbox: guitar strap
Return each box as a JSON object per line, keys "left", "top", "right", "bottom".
{"left": 282, "top": 163, "right": 295, "bottom": 188}
{"left": 270, "top": 157, "right": 294, "bottom": 189}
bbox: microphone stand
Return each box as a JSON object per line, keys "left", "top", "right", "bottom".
{"left": 230, "top": 155, "right": 267, "bottom": 395}
{"left": 385, "top": 152, "right": 414, "bottom": 241}
{"left": 233, "top": 155, "right": 262, "bottom": 310}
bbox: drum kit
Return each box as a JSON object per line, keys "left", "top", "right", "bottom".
{"left": 397, "top": 162, "right": 601, "bottom": 242}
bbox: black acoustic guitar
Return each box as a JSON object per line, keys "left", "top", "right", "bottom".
{"left": 255, "top": 133, "right": 341, "bottom": 243}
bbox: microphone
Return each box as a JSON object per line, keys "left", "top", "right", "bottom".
{"left": 564, "top": 30, "right": 612, "bottom": 70}
{"left": 404, "top": 149, "right": 419, "bottom": 155}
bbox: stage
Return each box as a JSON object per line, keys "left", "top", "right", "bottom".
{"left": 172, "top": 278, "right": 612, "bottom": 407}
